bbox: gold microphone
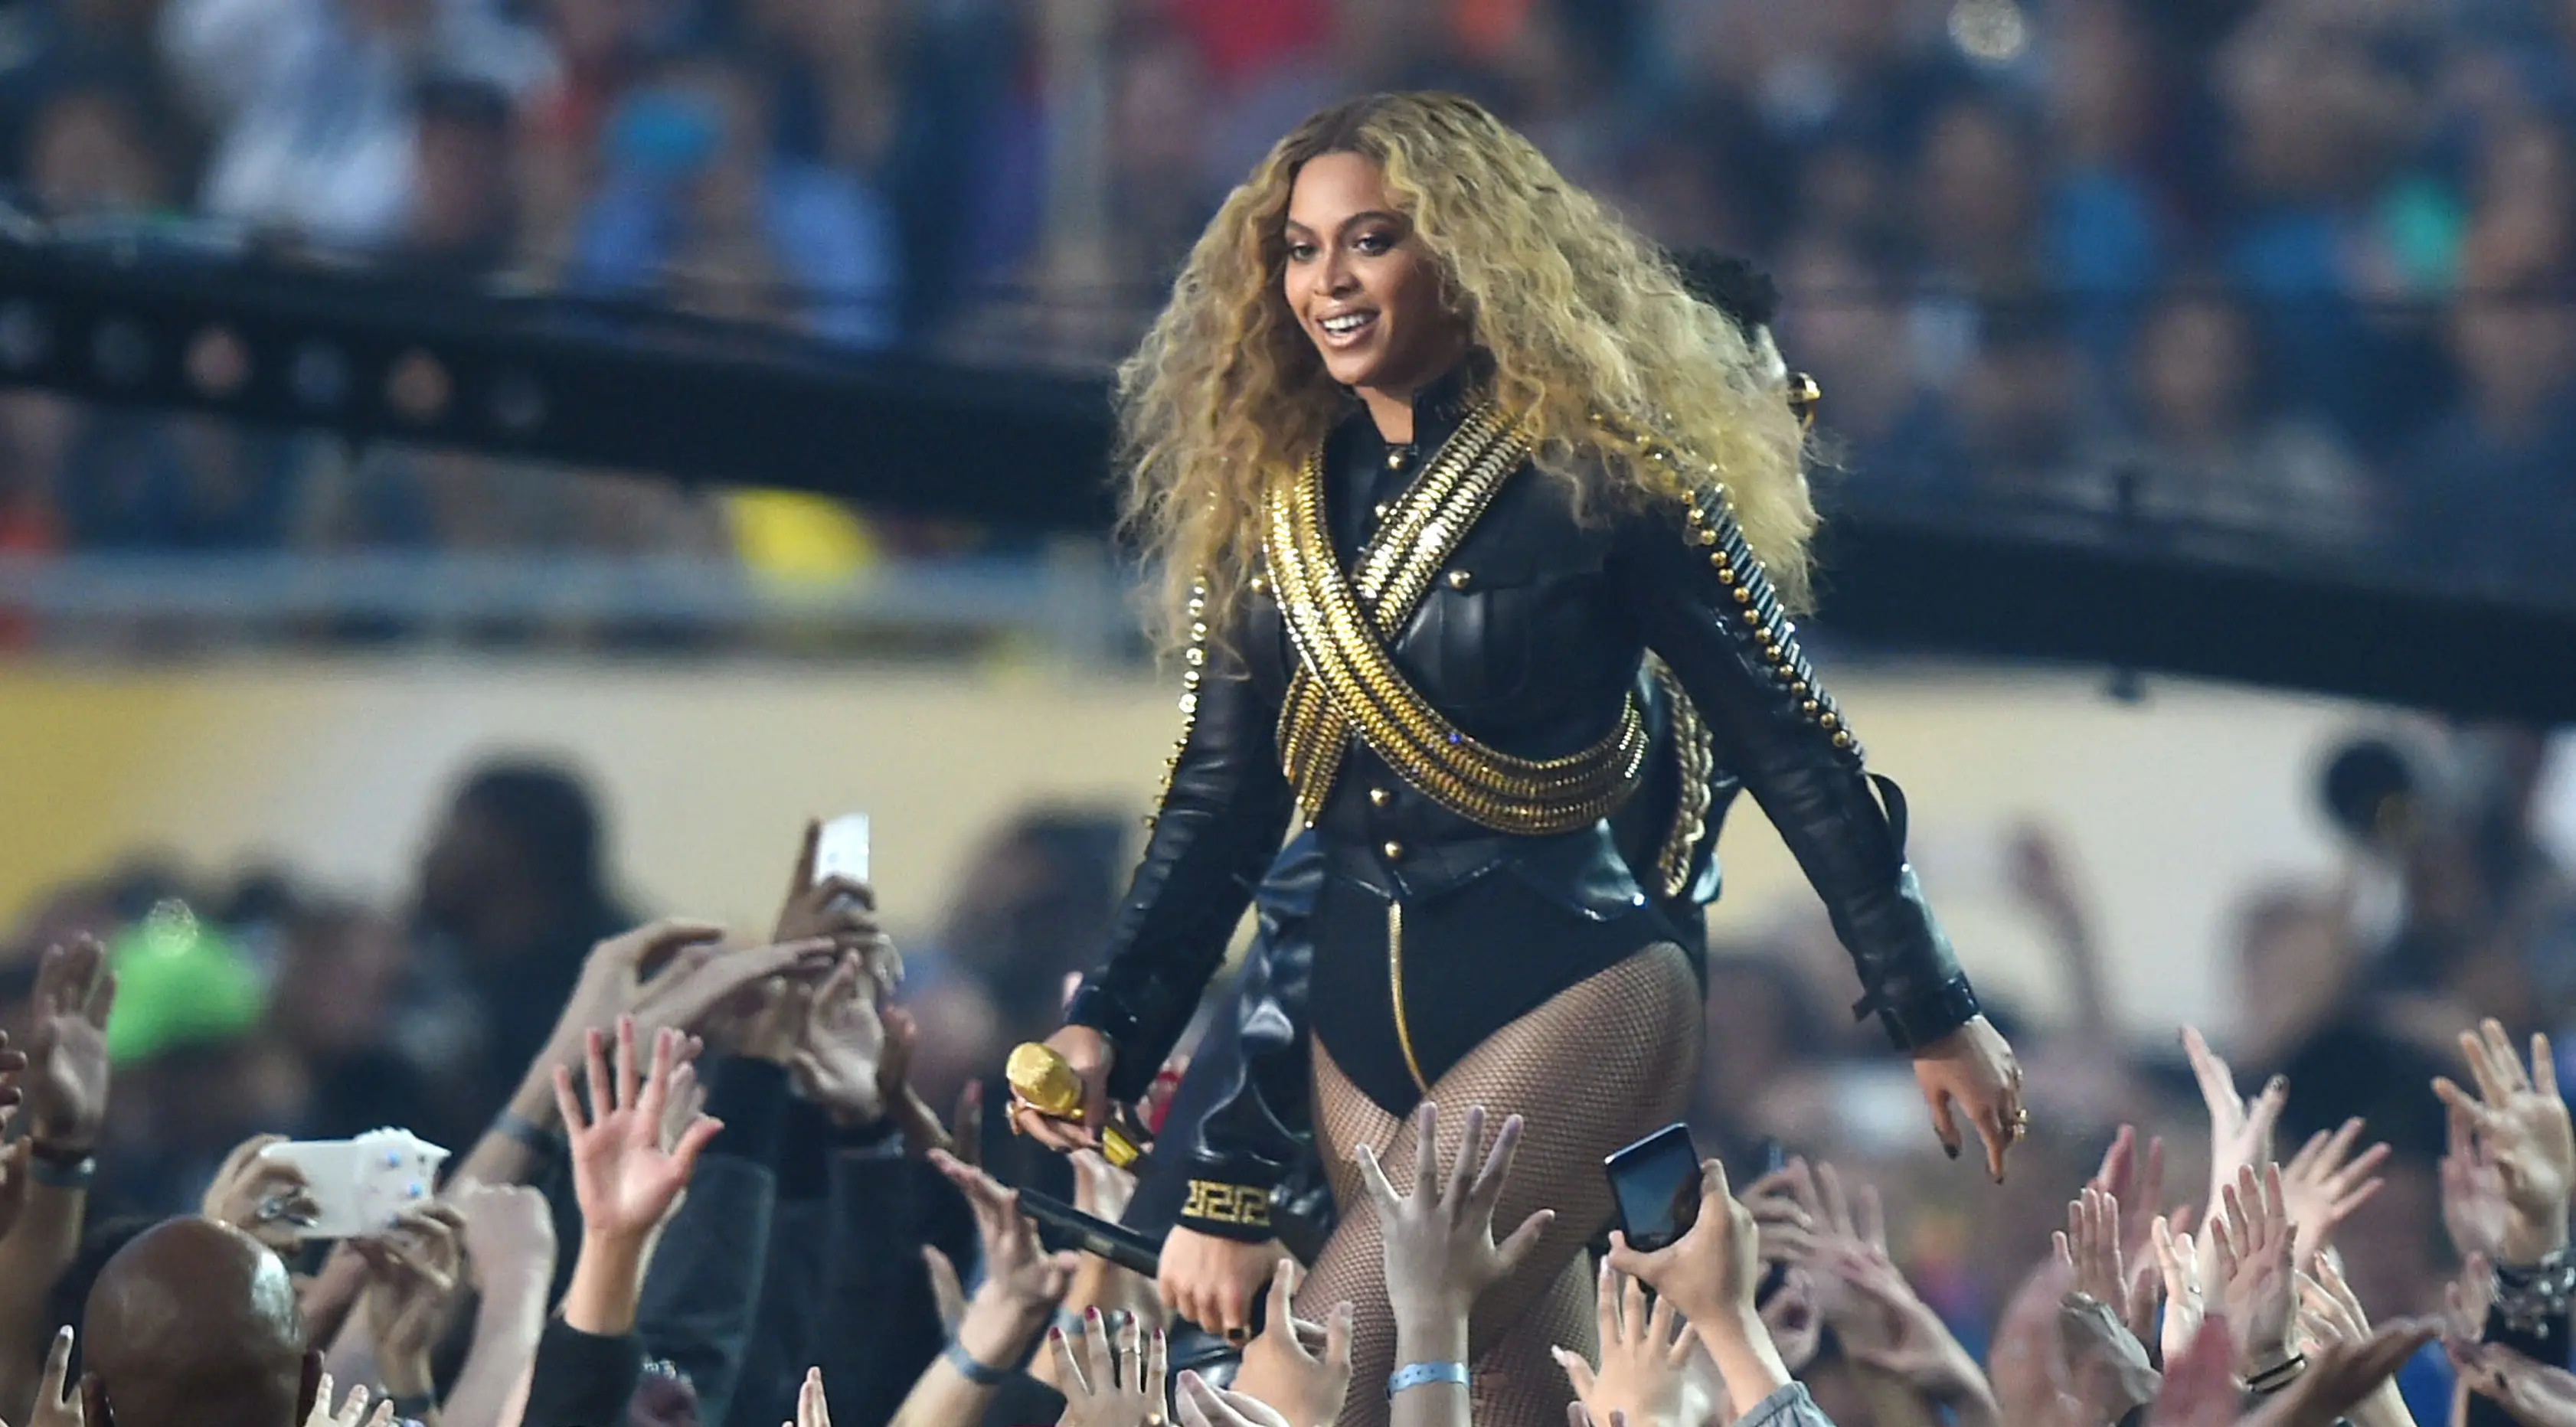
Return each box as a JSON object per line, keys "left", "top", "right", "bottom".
{"left": 1006, "top": 1042, "right": 1143, "bottom": 1167}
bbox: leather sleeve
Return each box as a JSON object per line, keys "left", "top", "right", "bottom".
{"left": 1067, "top": 633, "right": 1297, "bottom": 1102}
{"left": 1610, "top": 495, "right": 1979, "bottom": 1052}
{"left": 1123, "top": 840, "right": 1325, "bottom": 1246}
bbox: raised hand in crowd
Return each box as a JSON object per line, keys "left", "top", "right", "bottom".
{"left": 886, "top": 1151, "right": 1077, "bottom": 1427}
{"left": 2212, "top": 1164, "right": 2301, "bottom": 1380}
{"left": 2087, "top": 1126, "right": 2176, "bottom": 1259}
{"left": 2445, "top": 1101, "right": 2513, "bottom": 1262}
{"left": 1051, "top": 1314, "right": 1167, "bottom": 1427}
{"left": 462, "top": 919, "right": 832, "bottom": 1189}
{"left": 305, "top": 1375, "right": 394, "bottom": 1427}
{"left": 2150, "top": 1319, "right": 2238, "bottom": 1427}
{"left": 775, "top": 818, "right": 901, "bottom": 994}
{"left": 1357, "top": 1103, "right": 1548, "bottom": 1427}
{"left": 355, "top": 1203, "right": 469, "bottom": 1419}
{"left": 1361, "top": 1104, "right": 1549, "bottom": 1335}
{"left": 557, "top": 1018, "right": 719, "bottom": 1336}
{"left": 0, "top": 941, "right": 102, "bottom": 1416}
{"left": 21, "top": 939, "right": 107, "bottom": 1157}
{"left": 1237, "top": 1259, "right": 1352, "bottom": 1427}
{"left": 930, "top": 1148, "right": 1080, "bottom": 1380}
{"left": 2296, "top": 1254, "right": 2417, "bottom": 1427}
{"left": 880, "top": 1007, "right": 954, "bottom": 1160}
{"left": 2432, "top": 1022, "right": 2573, "bottom": 1266}
{"left": 2056, "top": 1292, "right": 2159, "bottom": 1427}
{"left": 2152, "top": 1215, "right": 2208, "bottom": 1367}
{"left": 199, "top": 1135, "right": 320, "bottom": 1251}
{"left": 2182, "top": 1026, "right": 2287, "bottom": 1238}
{"left": 1554, "top": 1265, "right": 1690, "bottom": 1427}
{"left": 2447, "top": 1251, "right": 2497, "bottom": 1342}
{"left": 789, "top": 954, "right": 888, "bottom": 1125}
{"left": 1607, "top": 1150, "right": 1800, "bottom": 1422}
{"left": 2244, "top": 1318, "right": 2439, "bottom": 1427}
{"left": 21, "top": 1327, "right": 80, "bottom": 1427}
{"left": 1758, "top": 1269, "right": 1824, "bottom": 1378}
{"left": 441, "top": 1183, "right": 558, "bottom": 1427}
{"left": 795, "top": 1367, "right": 832, "bottom": 1427}
{"left": 2279, "top": 1117, "right": 2391, "bottom": 1270}
{"left": 1175, "top": 1370, "right": 1296, "bottom": 1427}
{"left": 2056, "top": 1186, "right": 2157, "bottom": 1347}
{"left": 1751, "top": 1159, "right": 1908, "bottom": 1387}
{"left": 1815, "top": 1236, "right": 2000, "bottom": 1427}
{"left": 2448, "top": 1337, "right": 2576, "bottom": 1427}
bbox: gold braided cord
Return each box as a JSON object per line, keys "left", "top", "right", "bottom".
{"left": 1264, "top": 411, "right": 1649, "bottom": 835}
{"left": 1645, "top": 654, "right": 1714, "bottom": 900}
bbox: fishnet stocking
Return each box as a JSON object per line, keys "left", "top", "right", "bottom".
{"left": 1296, "top": 943, "right": 1702, "bottom": 1427}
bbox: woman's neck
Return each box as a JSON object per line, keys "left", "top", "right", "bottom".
{"left": 1355, "top": 347, "right": 1473, "bottom": 443}
{"left": 1357, "top": 384, "right": 1419, "bottom": 443}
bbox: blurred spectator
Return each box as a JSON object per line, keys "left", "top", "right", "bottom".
{"left": 265, "top": 900, "right": 441, "bottom": 1138}
{"left": 570, "top": 54, "right": 899, "bottom": 346}
{"left": 2406, "top": 211, "right": 2576, "bottom": 600}
{"left": 2080, "top": 285, "right": 2383, "bottom": 547}
{"left": 54, "top": 418, "right": 299, "bottom": 551}
{"left": 2041, "top": 0, "right": 2173, "bottom": 372}
{"left": 158, "top": 0, "right": 551, "bottom": 246}
{"left": 1885, "top": 299, "right": 2087, "bottom": 501}
{"left": 21, "top": 77, "right": 175, "bottom": 220}
{"left": 411, "top": 758, "right": 634, "bottom": 1132}
{"left": 930, "top": 806, "right": 1124, "bottom": 1050}
{"left": 398, "top": 75, "right": 516, "bottom": 273}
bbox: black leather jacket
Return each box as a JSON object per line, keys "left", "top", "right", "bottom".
{"left": 1122, "top": 665, "right": 1738, "bottom": 1252}
{"left": 1074, "top": 370, "right": 1978, "bottom": 1233}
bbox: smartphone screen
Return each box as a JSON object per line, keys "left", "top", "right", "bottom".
{"left": 1604, "top": 1123, "right": 1702, "bottom": 1252}
{"left": 815, "top": 812, "right": 871, "bottom": 887}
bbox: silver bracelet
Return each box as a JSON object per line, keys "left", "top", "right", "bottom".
{"left": 2493, "top": 1249, "right": 2576, "bottom": 1334}
{"left": 1386, "top": 1363, "right": 1468, "bottom": 1399}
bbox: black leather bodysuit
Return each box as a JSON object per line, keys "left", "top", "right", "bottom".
{"left": 1071, "top": 362, "right": 1980, "bottom": 1243}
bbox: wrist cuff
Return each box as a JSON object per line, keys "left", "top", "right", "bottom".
{"left": 943, "top": 1337, "right": 1012, "bottom": 1387}
{"left": 2495, "top": 1249, "right": 2576, "bottom": 1334}
{"left": 28, "top": 1154, "right": 93, "bottom": 1190}
{"left": 1176, "top": 1178, "right": 1278, "bottom": 1243}
{"left": 2246, "top": 1354, "right": 2307, "bottom": 1395}
{"left": 1064, "top": 985, "right": 1136, "bottom": 1046}
{"left": 1387, "top": 1363, "right": 1468, "bottom": 1399}
{"left": 1860, "top": 973, "right": 1981, "bottom": 1053}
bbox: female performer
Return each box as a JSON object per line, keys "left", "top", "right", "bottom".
{"left": 1015, "top": 92, "right": 2023, "bottom": 1427}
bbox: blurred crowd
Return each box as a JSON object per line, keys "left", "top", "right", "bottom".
{"left": 0, "top": 711, "right": 2567, "bottom": 1427}
{"left": 0, "top": 0, "right": 2571, "bottom": 605}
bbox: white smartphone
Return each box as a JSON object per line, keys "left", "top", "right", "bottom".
{"left": 259, "top": 1128, "right": 449, "bottom": 1241}
{"left": 815, "top": 811, "right": 871, "bottom": 888}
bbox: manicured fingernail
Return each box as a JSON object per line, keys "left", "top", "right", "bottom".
{"left": 1944, "top": 1143, "right": 1960, "bottom": 1160}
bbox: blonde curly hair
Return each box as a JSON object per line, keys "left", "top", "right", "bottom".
{"left": 1115, "top": 90, "right": 1816, "bottom": 656}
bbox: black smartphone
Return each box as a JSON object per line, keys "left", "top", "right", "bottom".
{"left": 1604, "top": 1123, "right": 1704, "bottom": 1252}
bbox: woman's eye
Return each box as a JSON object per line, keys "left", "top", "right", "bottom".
{"left": 1286, "top": 241, "right": 1316, "bottom": 261}
{"left": 1354, "top": 232, "right": 1394, "bottom": 255}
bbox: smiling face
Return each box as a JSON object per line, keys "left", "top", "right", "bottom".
{"left": 1281, "top": 151, "right": 1467, "bottom": 412}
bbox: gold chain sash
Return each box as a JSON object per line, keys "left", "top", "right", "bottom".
{"left": 1265, "top": 405, "right": 1650, "bottom": 834}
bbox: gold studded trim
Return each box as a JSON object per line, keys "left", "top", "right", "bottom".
{"left": 1264, "top": 406, "right": 1650, "bottom": 834}
{"left": 1682, "top": 490, "right": 1864, "bottom": 767}
{"left": 1143, "top": 579, "right": 1212, "bottom": 832}
{"left": 1645, "top": 654, "right": 1715, "bottom": 900}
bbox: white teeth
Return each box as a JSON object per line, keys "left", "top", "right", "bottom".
{"left": 1322, "top": 312, "right": 1372, "bottom": 335}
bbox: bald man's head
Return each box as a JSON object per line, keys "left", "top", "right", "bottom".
{"left": 81, "top": 1218, "right": 319, "bottom": 1427}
